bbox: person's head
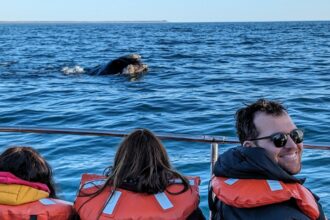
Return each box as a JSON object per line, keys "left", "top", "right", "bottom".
{"left": 0, "top": 146, "right": 56, "bottom": 198}
{"left": 108, "top": 128, "right": 188, "bottom": 194}
{"left": 235, "top": 99, "right": 303, "bottom": 174}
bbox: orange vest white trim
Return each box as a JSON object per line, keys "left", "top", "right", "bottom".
{"left": 0, "top": 198, "right": 73, "bottom": 220}
{"left": 212, "top": 177, "right": 320, "bottom": 220}
{"left": 75, "top": 174, "right": 200, "bottom": 220}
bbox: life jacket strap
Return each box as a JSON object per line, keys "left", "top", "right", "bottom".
{"left": 29, "top": 215, "right": 37, "bottom": 220}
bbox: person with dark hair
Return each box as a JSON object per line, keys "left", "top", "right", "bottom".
{"left": 74, "top": 128, "right": 205, "bottom": 220}
{"left": 209, "top": 99, "right": 326, "bottom": 219}
{"left": 0, "top": 146, "right": 73, "bottom": 220}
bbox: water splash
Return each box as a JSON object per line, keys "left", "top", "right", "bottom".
{"left": 61, "top": 66, "right": 85, "bottom": 74}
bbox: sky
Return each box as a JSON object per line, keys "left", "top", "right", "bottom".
{"left": 0, "top": 0, "right": 329, "bottom": 22}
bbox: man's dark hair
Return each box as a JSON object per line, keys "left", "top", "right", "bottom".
{"left": 235, "top": 99, "right": 287, "bottom": 144}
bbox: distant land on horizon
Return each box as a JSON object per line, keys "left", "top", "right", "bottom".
{"left": 0, "top": 20, "right": 168, "bottom": 24}
{"left": 0, "top": 20, "right": 329, "bottom": 24}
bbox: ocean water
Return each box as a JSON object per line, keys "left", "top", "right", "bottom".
{"left": 0, "top": 21, "right": 329, "bottom": 216}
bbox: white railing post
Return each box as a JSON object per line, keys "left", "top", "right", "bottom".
{"left": 210, "top": 142, "right": 218, "bottom": 173}
{"left": 209, "top": 142, "right": 218, "bottom": 219}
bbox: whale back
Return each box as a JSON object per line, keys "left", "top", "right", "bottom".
{"left": 94, "top": 54, "right": 148, "bottom": 75}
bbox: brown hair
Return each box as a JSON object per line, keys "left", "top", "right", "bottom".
{"left": 108, "top": 128, "right": 189, "bottom": 194}
{"left": 79, "top": 128, "right": 189, "bottom": 199}
{"left": 0, "top": 146, "right": 57, "bottom": 198}
{"left": 235, "top": 99, "right": 287, "bottom": 143}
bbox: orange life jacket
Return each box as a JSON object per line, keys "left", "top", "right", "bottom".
{"left": 74, "top": 174, "right": 201, "bottom": 220}
{"left": 212, "top": 177, "right": 320, "bottom": 220}
{"left": 0, "top": 198, "right": 74, "bottom": 220}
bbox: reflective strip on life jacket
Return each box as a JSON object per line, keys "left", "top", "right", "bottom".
{"left": 266, "top": 180, "right": 283, "bottom": 191}
{"left": 103, "top": 191, "right": 122, "bottom": 215}
{"left": 154, "top": 192, "right": 174, "bottom": 210}
{"left": 169, "top": 178, "right": 195, "bottom": 186}
{"left": 82, "top": 179, "right": 106, "bottom": 189}
{"left": 39, "top": 198, "right": 57, "bottom": 205}
{"left": 224, "top": 178, "right": 238, "bottom": 185}
{"left": 212, "top": 177, "right": 320, "bottom": 220}
{"left": 75, "top": 173, "right": 200, "bottom": 220}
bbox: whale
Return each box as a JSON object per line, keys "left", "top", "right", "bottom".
{"left": 88, "top": 54, "right": 148, "bottom": 75}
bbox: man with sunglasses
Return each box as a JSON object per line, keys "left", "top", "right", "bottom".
{"left": 209, "top": 99, "right": 326, "bottom": 219}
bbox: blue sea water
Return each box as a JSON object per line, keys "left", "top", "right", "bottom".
{"left": 0, "top": 21, "right": 329, "bottom": 216}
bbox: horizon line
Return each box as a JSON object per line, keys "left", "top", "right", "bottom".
{"left": 0, "top": 19, "right": 329, "bottom": 24}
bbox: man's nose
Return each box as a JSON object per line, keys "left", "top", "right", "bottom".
{"left": 284, "top": 135, "right": 298, "bottom": 149}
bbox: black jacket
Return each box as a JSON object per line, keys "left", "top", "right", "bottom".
{"left": 210, "top": 146, "right": 326, "bottom": 220}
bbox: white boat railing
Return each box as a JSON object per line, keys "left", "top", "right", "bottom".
{"left": 1, "top": 125, "right": 329, "bottom": 177}
{"left": 0, "top": 126, "right": 329, "bottom": 176}
{"left": 0, "top": 126, "right": 329, "bottom": 150}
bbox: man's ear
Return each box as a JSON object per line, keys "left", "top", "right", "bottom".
{"left": 243, "top": 140, "right": 256, "bottom": 148}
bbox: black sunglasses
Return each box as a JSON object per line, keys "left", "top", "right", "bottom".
{"left": 248, "top": 129, "right": 304, "bottom": 148}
